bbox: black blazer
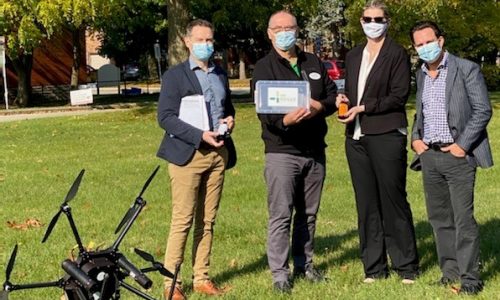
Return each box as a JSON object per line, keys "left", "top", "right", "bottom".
{"left": 343, "top": 36, "right": 411, "bottom": 135}
{"left": 156, "top": 60, "right": 236, "bottom": 168}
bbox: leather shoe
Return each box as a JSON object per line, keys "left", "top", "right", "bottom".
{"left": 164, "top": 285, "right": 186, "bottom": 300}
{"left": 294, "top": 267, "right": 326, "bottom": 282}
{"left": 273, "top": 280, "right": 292, "bottom": 294}
{"left": 193, "top": 280, "right": 224, "bottom": 296}
{"left": 460, "top": 282, "right": 484, "bottom": 295}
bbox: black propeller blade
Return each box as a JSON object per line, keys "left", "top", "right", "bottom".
{"left": 134, "top": 248, "right": 174, "bottom": 278}
{"left": 1, "top": 244, "right": 18, "bottom": 300}
{"left": 42, "top": 170, "right": 85, "bottom": 243}
{"left": 114, "top": 166, "right": 160, "bottom": 234}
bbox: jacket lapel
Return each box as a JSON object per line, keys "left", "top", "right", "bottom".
{"left": 349, "top": 46, "right": 363, "bottom": 105}
{"left": 364, "top": 37, "right": 390, "bottom": 88}
{"left": 445, "top": 54, "right": 458, "bottom": 112}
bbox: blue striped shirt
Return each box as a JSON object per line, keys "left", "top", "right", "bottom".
{"left": 189, "top": 58, "right": 226, "bottom": 131}
{"left": 421, "top": 52, "right": 454, "bottom": 144}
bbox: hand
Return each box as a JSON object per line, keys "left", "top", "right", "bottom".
{"left": 202, "top": 131, "right": 224, "bottom": 148}
{"left": 337, "top": 105, "right": 365, "bottom": 124}
{"left": 221, "top": 116, "right": 235, "bottom": 132}
{"left": 441, "top": 143, "right": 466, "bottom": 157}
{"left": 306, "top": 99, "right": 323, "bottom": 119}
{"left": 336, "top": 93, "right": 349, "bottom": 108}
{"left": 411, "top": 139, "right": 428, "bottom": 155}
{"left": 283, "top": 107, "right": 311, "bottom": 126}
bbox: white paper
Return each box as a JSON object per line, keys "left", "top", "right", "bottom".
{"left": 267, "top": 87, "right": 299, "bottom": 107}
{"left": 179, "top": 95, "right": 209, "bottom": 131}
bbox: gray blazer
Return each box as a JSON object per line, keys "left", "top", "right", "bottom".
{"left": 411, "top": 53, "right": 493, "bottom": 170}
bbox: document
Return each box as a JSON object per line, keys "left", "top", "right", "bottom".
{"left": 179, "top": 95, "right": 209, "bottom": 131}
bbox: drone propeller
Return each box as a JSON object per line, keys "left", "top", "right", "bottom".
{"left": 42, "top": 169, "right": 85, "bottom": 243}
{"left": 134, "top": 248, "right": 174, "bottom": 278}
{"left": 1, "top": 244, "right": 18, "bottom": 300}
{"left": 114, "top": 166, "right": 160, "bottom": 234}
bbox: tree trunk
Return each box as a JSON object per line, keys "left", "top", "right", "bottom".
{"left": 238, "top": 49, "right": 246, "bottom": 80}
{"left": 11, "top": 54, "right": 33, "bottom": 107}
{"left": 167, "top": 0, "right": 189, "bottom": 67}
{"left": 70, "top": 26, "right": 83, "bottom": 90}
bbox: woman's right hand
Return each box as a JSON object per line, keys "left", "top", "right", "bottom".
{"left": 336, "top": 93, "right": 349, "bottom": 108}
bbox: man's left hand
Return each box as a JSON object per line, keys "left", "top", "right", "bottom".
{"left": 441, "top": 143, "right": 466, "bottom": 158}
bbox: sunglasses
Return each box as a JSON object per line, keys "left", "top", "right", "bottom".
{"left": 361, "top": 17, "right": 387, "bottom": 24}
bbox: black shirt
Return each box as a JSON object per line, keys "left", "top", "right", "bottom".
{"left": 252, "top": 47, "right": 337, "bottom": 156}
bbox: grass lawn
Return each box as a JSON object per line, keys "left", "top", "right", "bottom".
{"left": 0, "top": 92, "right": 499, "bottom": 299}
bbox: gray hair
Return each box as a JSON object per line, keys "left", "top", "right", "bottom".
{"left": 363, "top": 0, "right": 390, "bottom": 19}
{"left": 268, "top": 10, "right": 297, "bottom": 29}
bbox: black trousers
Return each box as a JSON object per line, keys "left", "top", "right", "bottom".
{"left": 420, "top": 149, "right": 481, "bottom": 285}
{"left": 345, "top": 131, "right": 419, "bottom": 278}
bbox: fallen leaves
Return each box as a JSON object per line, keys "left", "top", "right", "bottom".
{"left": 6, "top": 218, "right": 43, "bottom": 230}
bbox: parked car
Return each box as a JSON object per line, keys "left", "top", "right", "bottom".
{"left": 323, "top": 59, "right": 345, "bottom": 80}
{"left": 323, "top": 59, "right": 345, "bottom": 90}
{"left": 122, "top": 64, "right": 140, "bottom": 81}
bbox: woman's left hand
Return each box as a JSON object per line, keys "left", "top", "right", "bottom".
{"left": 338, "top": 105, "right": 365, "bottom": 124}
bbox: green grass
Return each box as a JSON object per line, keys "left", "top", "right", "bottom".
{"left": 0, "top": 92, "right": 499, "bottom": 299}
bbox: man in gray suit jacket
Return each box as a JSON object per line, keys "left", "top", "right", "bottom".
{"left": 410, "top": 21, "right": 493, "bottom": 295}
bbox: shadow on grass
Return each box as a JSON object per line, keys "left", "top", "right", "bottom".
{"left": 411, "top": 218, "right": 500, "bottom": 281}
{"left": 212, "top": 229, "right": 359, "bottom": 285}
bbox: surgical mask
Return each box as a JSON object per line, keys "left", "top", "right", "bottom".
{"left": 416, "top": 41, "right": 442, "bottom": 64}
{"left": 192, "top": 43, "right": 214, "bottom": 61}
{"left": 362, "top": 22, "right": 388, "bottom": 39}
{"left": 275, "top": 31, "right": 297, "bottom": 51}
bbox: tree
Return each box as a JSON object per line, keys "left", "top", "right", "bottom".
{"left": 53, "top": 0, "right": 100, "bottom": 90}
{"left": 167, "top": 0, "right": 189, "bottom": 66}
{"left": 0, "top": 0, "right": 61, "bottom": 107}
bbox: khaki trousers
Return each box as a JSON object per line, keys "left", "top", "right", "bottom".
{"left": 164, "top": 147, "right": 228, "bottom": 287}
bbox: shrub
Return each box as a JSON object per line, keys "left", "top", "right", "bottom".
{"left": 482, "top": 64, "right": 500, "bottom": 91}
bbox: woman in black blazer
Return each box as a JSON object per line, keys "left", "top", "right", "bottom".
{"left": 336, "top": 0, "right": 419, "bottom": 283}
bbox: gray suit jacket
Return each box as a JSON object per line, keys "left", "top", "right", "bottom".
{"left": 156, "top": 60, "right": 236, "bottom": 168}
{"left": 411, "top": 53, "right": 493, "bottom": 170}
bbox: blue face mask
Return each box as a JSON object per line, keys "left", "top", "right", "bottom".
{"left": 416, "top": 41, "right": 442, "bottom": 63}
{"left": 275, "top": 31, "right": 297, "bottom": 51}
{"left": 362, "top": 22, "right": 387, "bottom": 39}
{"left": 192, "top": 43, "right": 214, "bottom": 61}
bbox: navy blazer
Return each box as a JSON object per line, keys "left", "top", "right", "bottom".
{"left": 157, "top": 60, "right": 236, "bottom": 168}
{"left": 411, "top": 53, "right": 493, "bottom": 169}
{"left": 343, "top": 36, "right": 410, "bottom": 135}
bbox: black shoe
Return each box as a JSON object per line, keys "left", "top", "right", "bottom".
{"left": 293, "top": 267, "right": 326, "bottom": 282}
{"left": 460, "top": 282, "right": 484, "bottom": 295}
{"left": 273, "top": 280, "right": 292, "bottom": 294}
{"left": 438, "top": 277, "right": 455, "bottom": 286}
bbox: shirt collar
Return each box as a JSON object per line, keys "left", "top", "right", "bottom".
{"left": 421, "top": 51, "right": 449, "bottom": 73}
{"left": 189, "top": 57, "right": 215, "bottom": 72}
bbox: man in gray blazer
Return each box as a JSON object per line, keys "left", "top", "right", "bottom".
{"left": 410, "top": 21, "right": 493, "bottom": 295}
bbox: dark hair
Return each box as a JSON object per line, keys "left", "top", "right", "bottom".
{"left": 363, "top": 0, "right": 390, "bottom": 19}
{"left": 186, "top": 19, "right": 214, "bottom": 37}
{"left": 410, "top": 21, "right": 443, "bottom": 44}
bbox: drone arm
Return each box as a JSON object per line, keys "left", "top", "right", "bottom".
{"left": 111, "top": 198, "right": 146, "bottom": 251}
{"left": 9, "top": 279, "right": 63, "bottom": 291}
{"left": 119, "top": 281, "right": 156, "bottom": 300}
{"left": 117, "top": 255, "right": 152, "bottom": 289}
{"left": 64, "top": 208, "right": 86, "bottom": 254}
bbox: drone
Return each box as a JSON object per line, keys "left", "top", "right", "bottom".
{"left": 1, "top": 166, "right": 180, "bottom": 300}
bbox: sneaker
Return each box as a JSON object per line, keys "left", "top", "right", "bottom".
{"left": 438, "top": 277, "right": 456, "bottom": 286}
{"left": 273, "top": 280, "right": 292, "bottom": 294}
{"left": 363, "top": 277, "right": 376, "bottom": 284}
{"left": 460, "top": 282, "right": 484, "bottom": 295}
{"left": 193, "top": 280, "right": 225, "bottom": 296}
{"left": 293, "top": 267, "right": 326, "bottom": 282}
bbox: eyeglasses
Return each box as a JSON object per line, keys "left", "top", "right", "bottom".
{"left": 269, "top": 25, "right": 297, "bottom": 32}
{"left": 361, "top": 17, "right": 387, "bottom": 24}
